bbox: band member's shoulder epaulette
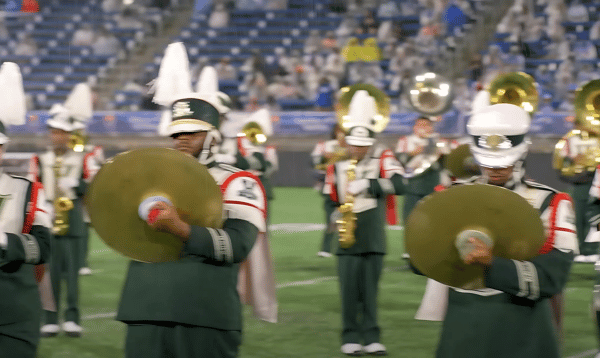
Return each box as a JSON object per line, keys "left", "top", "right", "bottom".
{"left": 523, "top": 179, "right": 559, "bottom": 194}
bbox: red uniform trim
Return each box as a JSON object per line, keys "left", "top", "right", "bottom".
{"left": 237, "top": 136, "right": 247, "bottom": 157}
{"left": 380, "top": 149, "right": 398, "bottom": 225}
{"left": 539, "top": 193, "right": 573, "bottom": 254}
{"left": 326, "top": 164, "right": 338, "bottom": 203}
{"left": 83, "top": 151, "right": 95, "bottom": 179}
{"left": 220, "top": 171, "right": 267, "bottom": 218}
{"left": 22, "top": 182, "right": 42, "bottom": 234}
{"left": 29, "top": 155, "right": 41, "bottom": 182}
{"left": 434, "top": 184, "right": 446, "bottom": 192}
{"left": 224, "top": 200, "right": 264, "bottom": 212}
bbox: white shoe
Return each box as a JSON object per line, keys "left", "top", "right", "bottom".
{"left": 79, "top": 267, "right": 92, "bottom": 275}
{"left": 40, "top": 324, "right": 60, "bottom": 338}
{"left": 586, "top": 255, "right": 600, "bottom": 263}
{"left": 341, "top": 343, "right": 363, "bottom": 356}
{"left": 62, "top": 321, "right": 82, "bottom": 337}
{"left": 363, "top": 342, "right": 387, "bottom": 355}
{"left": 401, "top": 253, "right": 410, "bottom": 259}
{"left": 575, "top": 255, "right": 587, "bottom": 263}
{"left": 317, "top": 251, "right": 332, "bottom": 258}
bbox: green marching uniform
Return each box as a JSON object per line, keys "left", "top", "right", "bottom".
{"left": 0, "top": 174, "right": 52, "bottom": 357}
{"left": 30, "top": 147, "right": 96, "bottom": 329}
{"left": 436, "top": 175, "right": 577, "bottom": 358}
{"left": 312, "top": 139, "right": 343, "bottom": 254}
{"left": 395, "top": 133, "right": 443, "bottom": 223}
{"left": 117, "top": 96, "right": 267, "bottom": 358}
{"left": 324, "top": 142, "right": 405, "bottom": 349}
{"left": 79, "top": 145, "right": 104, "bottom": 273}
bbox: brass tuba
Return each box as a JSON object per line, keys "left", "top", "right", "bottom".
{"left": 553, "top": 79, "right": 600, "bottom": 182}
{"left": 52, "top": 156, "right": 74, "bottom": 235}
{"left": 336, "top": 84, "right": 390, "bottom": 133}
{"left": 488, "top": 72, "right": 539, "bottom": 114}
{"left": 402, "top": 72, "right": 453, "bottom": 178}
{"left": 407, "top": 72, "right": 453, "bottom": 116}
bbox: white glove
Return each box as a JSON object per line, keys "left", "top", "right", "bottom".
{"left": 214, "top": 153, "right": 237, "bottom": 165}
{"left": 346, "top": 179, "right": 370, "bottom": 196}
{"left": 58, "top": 177, "right": 78, "bottom": 192}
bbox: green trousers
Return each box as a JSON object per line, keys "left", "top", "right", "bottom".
{"left": 337, "top": 254, "right": 384, "bottom": 345}
{"left": 321, "top": 198, "right": 337, "bottom": 253}
{"left": 80, "top": 223, "right": 90, "bottom": 268}
{"left": 45, "top": 235, "right": 81, "bottom": 325}
{"left": 402, "top": 193, "right": 425, "bottom": 224}
{"left": 125, "top": 323, "right": 242, "bottom": 358}
{"left": 572, "top": 183, "right": 598, "bottom": 255}
{"left": 0, "top": 320, "right": 39, "bottom": 358}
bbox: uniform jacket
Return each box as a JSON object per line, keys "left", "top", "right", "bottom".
{"left": 28, "top": 149, "right": 98, "bottom": 237}
{"left": 324, "top": 144, "right": 404, "bottom": 255}
{"left": 0, "top": 173, "right": 52, "bottom": 330}
{"left": 117, "top": 162, "right": 267, "bottom": 331}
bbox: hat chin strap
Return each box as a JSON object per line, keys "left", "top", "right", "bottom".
{"left": 198, "top": 130, "right": 222, "bottom": 165}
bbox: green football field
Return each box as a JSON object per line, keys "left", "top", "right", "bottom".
{"left": 38, "top": 187, "right": 598, "bottom": 358}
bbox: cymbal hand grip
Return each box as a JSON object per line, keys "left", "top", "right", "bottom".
{"left": 138, "top": 196, "right": 173, "bottom": 222}
{"left": 147, "top": 208, "right": 162, "bottom": 224}
{"left": 455, "top": 229, "right": 494, "bottom": 261}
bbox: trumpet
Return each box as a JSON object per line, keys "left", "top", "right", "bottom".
{"left": 68, "top": 130, "right": 88, "bottom": 153}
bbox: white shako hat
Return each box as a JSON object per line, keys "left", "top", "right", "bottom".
{"left": 467, "top": 103, "right": 530, "bottom": 168}
{"left": 0, "top": 62, "right": 26, "bottom": 144}
{"left": 195, "top": 66, "right": 232, "bottom": 115}
{"left": 48, "top": 82, "right": 93, "bottom": 132}
{"left": 344, "top": 90, "right": 378, "bottom": 147}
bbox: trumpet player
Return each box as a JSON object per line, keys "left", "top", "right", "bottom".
{"left": 323, "top": 90, "right": 405, "bottom": 356}
{"left": 0, "top": 62, "right": 52, "bottom": 358}
{"left": 30, "top": 103, "right": 99, "bottom": 338}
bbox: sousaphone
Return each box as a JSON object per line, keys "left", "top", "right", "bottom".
{"left": 86, "top": 148, "right": 223, "bottom": 262}
{"left": 336, "top": 84, "right": 390, "bottom": 133}
{"left": 488, "top": 72, "right": 538, "bottom": 114}
{"left": 402, "top": 72, "right": 454, "bottom": 178}
{"left": 406, "top": 184, "right": 545, "bottom": 289}
{"left": 552, "top": 79, "right": 600, "bottom": 183}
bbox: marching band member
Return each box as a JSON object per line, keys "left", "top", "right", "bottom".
{"left": 557, "top": 120, "right": 600, "bottom": 262}
{"left": 395, "top": 116, "right": 449, "bottom": 226}
{"left": 427, "top": 104, "right": 577, "bottom": 358}
{"left": 31, "top": 84, "right": 98, "bottom": 338}
{"left": 312, "top": 123, "right": 347, "bottom": 257}
{"left": 324, "top": 90, "right": 405, "bottom": 356}
{"left": 0, "top": 62, "right": 52, "bottom": 358}
{"left": 116, "top": 94, "right": 267, "bottom": 358}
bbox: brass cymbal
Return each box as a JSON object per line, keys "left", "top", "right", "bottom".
{"left": 87, "top": 148, "right": 223, "bottom": 263}
{"left": 405, "top": 184, "right": 545, "bottom": 289}
{"left": 444, "top": 143, "right": 480, "bottom": 179}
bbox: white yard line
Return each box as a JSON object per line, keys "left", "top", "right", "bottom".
{"left": 566, "top": 349, "right": 598, "bottom": 358}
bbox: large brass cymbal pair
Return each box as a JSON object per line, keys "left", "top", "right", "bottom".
{"left": 406, "top": 184, "right": 546, "bottom": 289}
{"left": 87, "top": 148, "right": 223, "bottom": 263}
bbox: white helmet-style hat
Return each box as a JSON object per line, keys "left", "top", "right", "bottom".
{"left": 467, "top": 103, "right": 530, "bottom": 168}
{"left": 0, "top": 62, "right": 26, "bottom": 144}
{"left": 344, "top": 90, "right": 378, "bottom": 147}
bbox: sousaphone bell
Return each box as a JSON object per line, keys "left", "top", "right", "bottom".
{"left": 553, "top": 79, "right": 600, "bottom": 182}
{"left": 86, "top": 148, "right": 223, "bottom": 263}
{"left": 406, "top": 184, "right": 545, "bottom": 289}
{"left": 488, "top": 72, "right": 538, "bottom": 114}
{"left": 336, "top": 84, "right": 390, "bottom": 133}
